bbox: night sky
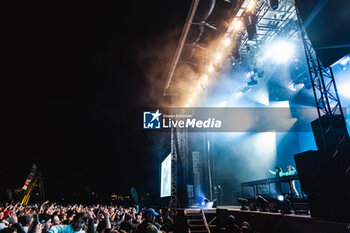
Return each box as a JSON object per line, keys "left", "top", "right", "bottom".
{"left": 3, "top": 1, "right": 190, "bottom": 202}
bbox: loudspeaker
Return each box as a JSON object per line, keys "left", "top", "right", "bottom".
{"left": 216, "top": 208, "right": 228, "bottom": 229}
{"left": 294, "top": 150, "right": 350, "bottom": 220}
{"left": 294, "top": 150, "right": 323, "bottom": 194}
{"left": 311, "top": 115, "right": 350, "bottom": 155}
{"left": 294, "top": 150, "right": 335, "bottom": 218}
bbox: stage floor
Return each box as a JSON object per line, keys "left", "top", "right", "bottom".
{"left": 185, "top": 206, "right": 349, "bottom": 233}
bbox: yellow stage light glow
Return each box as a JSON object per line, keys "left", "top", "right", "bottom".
{"left": 223, "top": 38, "right": 231, "bottom": 46}
{"left": 247, "top": 0, "right": 255, "bottom": 11}
{"left": 193, "top": 92, "right": 197, "bottom": 97}
{"left": 203, "top": 74, "right": 208, "bottom": 81}
{"left": 185, "top": 104, "right": 189, "bottom": 107}
{"left": 189, "top": 98, "right": 193, "bottom": 103}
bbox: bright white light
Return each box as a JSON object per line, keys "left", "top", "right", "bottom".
{"left": 234, "top": 20, "right": 243, "bottom": 31}
{"left": 340, "top": 56, "right": 350, "bottom": 66}
{"left": 270, "top": 101, "right": 290, "bottom": 108}
{"left": 216, "top": 53, "right": 222, "bottom": 61}
{"left": 203, "top": 74, "right": 208, "bottom": 81}
{"left": 189, "top": 98, "right": 193, "bottom": 103}
{"left": 208, "top": 64, "right": 214, "bottom": 72}
{"left": 278, "top": 195, "right": 284, "bottom": 201}
{"left": 338, "top": 80, "right": 350, "bottom": 98}
{"left": 247, "top": 0, "right": 255, "bottom": 11}
{"left": 216, "top": 100, "right": 227, "bottom": 107}
{"left": 185, "top": 104, "right": 189, "bottom": 107}
{"left": 265, "top": 41, "right": 294, "bottom": 63}
{"left": 246, "top": 71, "right": 254, "bottom": 78}
{"left": 207, "top": 201, "right": 214, "bottom": 208}
{"left": 288, "top": 83, "right": 304, "bottom": 92}
{"left": 193, "top": 92, "right": 197, "bottom": 97}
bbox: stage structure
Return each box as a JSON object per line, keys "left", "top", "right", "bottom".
{"left": 163, "top": 0, "right": 349, "bottom": 218}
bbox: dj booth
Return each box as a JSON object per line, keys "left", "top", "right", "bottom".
{"left": 240, "top": 174, "right": 303, "bottom": 199}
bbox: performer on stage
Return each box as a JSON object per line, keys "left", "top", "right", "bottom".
{"left": 268, "top": 166, "right": 282, "bottom": 177}
{"left": 268, "top": 165, "right": 299, "bottom": 198}
{"left": 285, "top": 165, "right": 299, "bottom": 198}
{"left": 214, "top": 185, "right": 223, "bottom": 206}
{"left": 268, "top": 167, "right": 283, "bottom": 194}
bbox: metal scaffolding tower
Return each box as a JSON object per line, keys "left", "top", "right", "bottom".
{"left": 169, "top": 126, "right": 180, "bottom": 209}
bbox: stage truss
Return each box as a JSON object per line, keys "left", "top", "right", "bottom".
{"left": 164, "top": 0, "right": 347, "bottom": 208}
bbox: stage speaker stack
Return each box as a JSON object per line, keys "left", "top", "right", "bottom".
{"left": 293, "top": 0, "right": 350, "bottom": 221}
{"left": 294, "top": 115, "right": 350, "bottom": 221}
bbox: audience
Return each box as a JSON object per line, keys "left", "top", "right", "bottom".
{"left": 1, "top": 202, "right": 257, "bottom": 233}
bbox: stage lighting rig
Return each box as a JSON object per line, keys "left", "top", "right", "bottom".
{"left": 237, "top": 197, "right": 249, "bottom": 210}
{"left": 247, "top": 76, "right": 258, "bottom": 86}
{"left": 256, "top": 195, "right": 268, "bottom": 212}
{"left": 248, "top": 202, "right": 257, "bottom": 211}
{"left": 264, "top": 40, "right": 295, "bottom": 63}
{"left": 278, "top": 195, "right": 292, "bottom": 214}
{"left": 269, "top": 0, "right": 278, "bottom": 10}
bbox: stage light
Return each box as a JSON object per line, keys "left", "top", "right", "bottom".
{"left": 278, "top": 195, "right": 292, "bottom": 214}
{"left": 288, "top": 83, "right": 304, "bottom": 92}
{"left": 200, "top": 198, "right": 213, "bottom": 208}
{"left": 234, "top": 20, "right": 243, "bottom": 31}
{"left": 244, "top": 15, "right": 257, "bottom": 40}
{"left": 256, "top": 195, "right": 268, "bottom": 212}
{"left": 269, "top": 0, "right": 278, "bottom": 10}
{"left": 185, "top": 104, "right": 189, "bottom": 107}
{"left": 193, "top": 92, "right": 197, "bottom": 97}
{"left": 339, "top": 56, "right": 349, "bottom": 66}
{"left": 247, "top": 76, "right": 258, "bottom": 86}
{"left": 246, "top": 0, "right": 255, "bottom": 11}
{"left": 246, "top": 71, "right": 254, "bottom": 78}
{"left": 237, "top": 197, "right": 248, "bottom": 210}
{"left": 208, "top": 64, "right": 214, "bottom": 72}
{"left": 189, "top": 98, "right": 193, "bottom": 103}
{"left": 339, "top": 55, "right": 349, "bottom": 70}
{"left": 215, "top": 53, "right": 222, "bottom": 61}
{"left": 197, "top": 81, "right": 202, "bottom": 90}
{"left": 203, "top": 74, "right": 208, "bottom": 81}
{"left": 265, "top": 41, "right": 294, "bottom": 63}
{"left": 223, "top": 38, "right": 231, "bottom": 46}
{"left": 248, "top": 202, "right": 257, "bottom": 211}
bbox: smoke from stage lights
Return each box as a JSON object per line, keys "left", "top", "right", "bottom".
{"left": 263, "top": 41, "right": 294, "bottom": 63}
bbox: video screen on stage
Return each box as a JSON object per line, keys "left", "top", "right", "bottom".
{"left": 160, "top": 153, "right": 171, "bottom": 198}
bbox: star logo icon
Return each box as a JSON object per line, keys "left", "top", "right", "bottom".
{"left": 150, "top": 109, "right": 162, "bottom": 122}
